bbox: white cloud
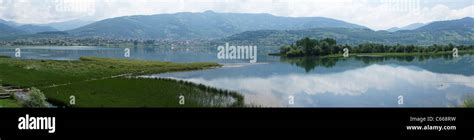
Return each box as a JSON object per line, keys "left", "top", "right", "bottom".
{"left": 0, "top": 0, "right": 472, "bottom": 30}
{"left": 173, "top": 64, "right": 474, "bottom": 106}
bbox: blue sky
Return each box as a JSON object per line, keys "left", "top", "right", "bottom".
{"left": 0, "top": 0, "right": 472, "bottom": 30}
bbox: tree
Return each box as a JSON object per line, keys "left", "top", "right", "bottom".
{"left": 406, "top": 45, "right": 415, "bottom": 53}
{"left": 321, "top": 38, "right": 336, "bottom": 46}
{"left": 320, "top": 41, "right": 330, "bottom": 55}
{"left": 280, "top": 45, "right": 291, "bottom": 54}
{"left": 133, "top": 40, "right": 139, "bottom": 46}
{"left": 313, "top": 45, "right": 322, "bottom": 55}
{"left": 296, "top": 37, "right": 317, "bottom": 55}
{"left": 332, "top": 45, "right": 342, "bottom": 54}
{"left": 279, "top": 37, "right": 474, "bottom": 57}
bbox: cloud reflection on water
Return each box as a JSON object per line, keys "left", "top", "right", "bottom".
{"left": 173, "top": 64, "right": 474, "bottom": 107}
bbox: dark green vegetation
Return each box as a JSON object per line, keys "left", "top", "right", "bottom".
{"left": 0, "top": 56, "right": 244, "bottom": 107}
{"left": 276, "top": 37, "right": 474, "bottom": 57}
{"left": 0, "top": 99, "right": 21, "bottom": 108}
{"left": 223, "top": 17, "right": 474, "bottom": 46}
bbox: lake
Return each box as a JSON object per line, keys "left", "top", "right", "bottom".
{"left": 1, "top": 46, "right": 473, "bottom": 107}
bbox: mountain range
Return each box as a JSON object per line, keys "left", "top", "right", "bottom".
{"left": 40, "top": 19, "right": 94, "bottom": 31}
{"left": 0, "top": 18, "right": 95, "bottom": 36}
{"left": 386, "top": 23, "right": 426, "bottom": 32}
{"left": 221, "top": 17, "right": 474, "bottom": 46}
{"left": 416, "top": 17, "right": 474, "bottom": 32}
{"left": 0, "top": 23, "right": 26, "bottom": 37}
{"left": 0, "top": 19, "right": 19, "bottom": 27}
{"left": 0, "top": 11, "right": 473, "bottom": 46}
{"left": 0, "top": 19, "right": 59, "bottom": 36}
{"left": 68, "top": 10, "right": 366, "bottom": 40}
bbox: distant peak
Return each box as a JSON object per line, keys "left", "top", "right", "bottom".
{"left": 203, "top": 10, "right": 216, "bottom": 13}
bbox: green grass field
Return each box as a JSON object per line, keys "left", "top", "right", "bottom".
{"left": 42, "top": 78, "right": 243, "bottom": 107}
{"left": 0, "top": 99, "right": 21, "bottom": 108}
{"left": 0, "top": 56, "right": 244, "bottom": 107}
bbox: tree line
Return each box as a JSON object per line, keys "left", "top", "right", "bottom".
{"left": 278, "top": 37, "right": 474, "bottom": 57}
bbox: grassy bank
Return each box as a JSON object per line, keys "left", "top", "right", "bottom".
{"left": 0, "top": 99, "right": 21, "bottom": 108}
{"left": 42, "top": 78, "right": 243, "bottom": 107}
{"left": 0, "top": 56, "right": 220, "bottom": 87}
{"left": 0, "top": 56, "right": 244, "bottom": 107}
{"left": 273, "top": 50, "right": 474, "bottom": 59}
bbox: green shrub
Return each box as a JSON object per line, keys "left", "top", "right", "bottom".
{"left": 22, "top": 87, "right": 48, "bottom": 108}
{"left": 286, "top": 49, "right": 304, "bottom": 57}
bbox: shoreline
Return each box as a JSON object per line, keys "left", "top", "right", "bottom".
{"left": 0, "top": 56, "right": 245, "bottom": 108}
{"left": 271, "top": 50, "right": 474, "bottom": 58}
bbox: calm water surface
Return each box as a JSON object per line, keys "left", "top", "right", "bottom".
{"left": 1, "top": 46, "right": 473, "bottom": 107}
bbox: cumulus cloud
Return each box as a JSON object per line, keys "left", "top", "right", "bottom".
{"left": 0, "top": 0, "right": 96, "bottom": 23}
{"left": 0, "top": 0, "right": 472, "bottom": 30}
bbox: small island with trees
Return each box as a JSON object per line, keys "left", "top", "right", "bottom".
{"left": 271, "top": 37, "right": 474, "bottom": 57}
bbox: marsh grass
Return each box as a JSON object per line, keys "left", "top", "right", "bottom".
{"left": 463, "top": 98, "right": 474, "bottom": 108}
{"left": 42, "top": 77, "right": 244, "bottom": 107}
{"left": 0, "top": 56, "right": 244, "bottom": 107}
